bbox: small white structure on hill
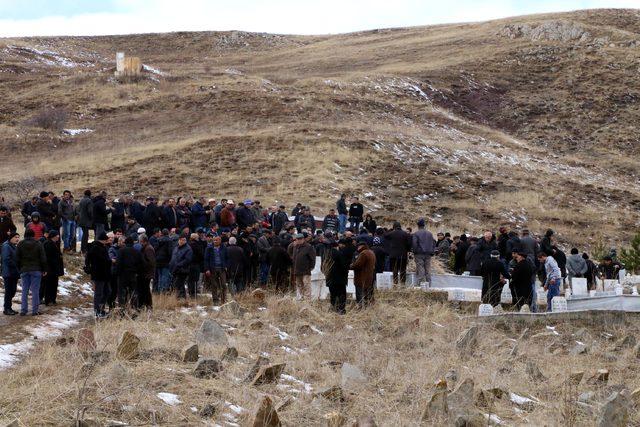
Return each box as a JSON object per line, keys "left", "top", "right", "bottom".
{"left": 115, "top": 52, "right": 142, "bottom": 77}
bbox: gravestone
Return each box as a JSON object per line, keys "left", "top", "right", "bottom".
{"left": 551, "top": 296, "right": 568, "bottom": 312}
{"left": 376, "top": 273, "right": 393, "bottom": 290}
{"left": 571, "top": 278, "right": 588, "bottom": 296}
{"left": 604, "top": 279, "right": 618, "bottom": 291}
{"left": 478, "top": 304, "right": 493, "bottom": 316}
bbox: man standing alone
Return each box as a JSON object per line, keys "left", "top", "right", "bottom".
{"left": 412, "top": 218, "right": 435, "bottom": 285}
{"left": 15, "top": 229, "right": 47, "bottom": 316}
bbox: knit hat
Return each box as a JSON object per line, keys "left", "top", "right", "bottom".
{"left": 97, "top": 231, "right": 109, "bottom": 241}
{"left": 39, "top": 191, "right": 49, "bottom": 198}
{"left": 137, "top": 227, "right": 146, "bottom": 234}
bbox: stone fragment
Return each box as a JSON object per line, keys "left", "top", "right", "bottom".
{"left": 445, "top": 369, "right": 458, "bottom": 386}
{"left": 244, "top": 356, "right": 271, "bottom": 382}
{"left": 252, "top": 396, "right": 281, "bottom": 427}
{"left": 578, "top": 391, "right": 595, "bottom": 403}
{"left": 199, "top": 403, "right": 217, "bottom": 418}
{"left": 193, "top": 358, "right": 222, "bottom": 379}
{"left": 315, "top": 385, "right": 344, "bottom": 402}
{"left": 249, "top": 320, "right": 265, "bottom": 330}
{"left": 588, "top": 369, "right": 609, "bottom": 385}
{"left": 597, "top": 392, "right": 629, "bottom": 427}
{"left": 221, "top": 346, "right": 238, "bottom": 361}
{"left": 455, "top": 325, "right": 479, "bottom": 354}
{"left": 568, "top": 371, "right": 585, "bottom": 386}
{"left": 446, "top": 378, "right": 475, "bottom": 417}
{"left": 251, "top": 363, "right": 286, "bottom": 386}
{"left": 220, "top": 300, "right": 247, "bottom": 317}
{"left": 570, "top": 342, "right": 588, "bottom": 356}
{"left": 341, "top": 363, "right": 367, "bottom": 390}
{"left": 196, "top": 319, "right": 228, "bottom": 346}
{"left": 76, "top": 329, "right": 96, "bottom": 354}
{"left": 525, "top": 360, "right": 547, "bottom": 382}
{"left": 421, "top": 390, "right": 448, "bottom": 421}
{"left": 182, "top": 343, "right": 199, "bottom": 362}
{"left": 116, "top": 331, "right": 140, "bottom": 361}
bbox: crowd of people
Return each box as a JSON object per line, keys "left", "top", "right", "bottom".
{"left": 0, "top": 190, "right": 626, "bottom": 317}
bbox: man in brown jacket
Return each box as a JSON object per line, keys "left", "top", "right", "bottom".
{"left": 351, "top": 240, "right": 376, "bottom": 307}
{"left": 138, "top": 234, "right": 155, "bottom": 310}
{"left": 291, "top": 233, "right": 316, "bottom": 300}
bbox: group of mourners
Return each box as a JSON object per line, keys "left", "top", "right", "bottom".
{"left": 0, "top": 190, "right": 625, "bottom": 317}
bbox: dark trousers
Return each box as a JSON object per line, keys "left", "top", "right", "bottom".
{"left": 174, "top": 273, "right": 189, "bottom": 298}
{"left": 81, "top": 226, "right": 90, "bottom": 253}
{"left": 93, "top": 280, "right": 110, "bottom": 314}
{"left": 3, "top": 276, "right": 18, "bottom": 311}
{"left": 118, "top": 275, "right": 136, "bottom": 308}
{"left": 270, "top": 269, "right": 289, "bottom": 292}
{"left": 390, "top": 256, "right": 408, "bottom": 284}
{"left": 329, "top": 284, "right": 347, "bottom": 314}
{"left": 43, "top": 274, "right": 59, "bottom": 305}
{"left": 355, "top": 285, "right": 374, "bottom": 307}
{"left": 188, "top": 265, "right": 201, "bottom": 298}
{"left": 136, "top": 277, "right": 153, "bottom": 309}
{"left": 207, "top": 269, "right": 227, "bottom": 303}
{"left": 108, "top": 274, "right": 118, "bottom": 310}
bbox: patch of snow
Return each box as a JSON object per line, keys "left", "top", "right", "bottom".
{"left": 225, "top": 402, "right": 245, "bottom": 414}
{"left": 432, "top": 322, "right": 445, "bottom": 328}
{"left": 142, "top": 64, "right": 165, "bottom": 76}
{"left": 157, "top": 392, "right": 181, "bottom": 406}
{"left": 510, "top": 392, "right": 536, "bottom": 406}
{"left": 63, "top": 128, "right": 93, "bottom": 136}
{"left": 270, "top": 325, "right": 291, "bottom": 340}
{"left": 281, "top": 374, "right": 313, "bottom": 393}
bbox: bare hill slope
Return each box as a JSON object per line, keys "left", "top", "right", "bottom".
{"left": 1, "top": 8, "right": 639, "bottom": 245}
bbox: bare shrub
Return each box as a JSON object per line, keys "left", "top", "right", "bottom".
{"left": 25, "top": 107, "right": 68, "bottom": 131}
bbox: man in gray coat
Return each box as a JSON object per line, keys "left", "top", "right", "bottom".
{"left": 412, "top": 218, "right": 435, "bottom": 285}
{"left": 77, "top": 189, "right": 94, "bottom": 254}
{"left": 567, "top": 248, "right": 588, "bottom": 284}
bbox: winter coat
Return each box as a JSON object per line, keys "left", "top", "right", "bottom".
{"left": 465, "top": 244, "right": 482, "bottom": 273}
{"left": 292, "top": 242, "right": 316, "bottom": 276}
{"left": 505, "top": 236, "right": 521, "bottom": 262}
{"left": 226, "top": 245, "right": 246, "bottom": 279}
{"left": 220, "top": 207, "right": 236, "bottom": 228}
{"left": 454, "top": 240, "right": 470, "bottom": 273}
{"left": 336, "top": 198, "right": 348, "bottom": 215}
{"left": 348, "top": 203, "right": 364, "bottom": 221}
{"left": 372, "top": 244, "right": 387, "bottom": 274}
{"left": 92, "top": 196, "right": 109, "bottom": 226}
{"left": 412, "top": 229, "right": 435, "bottom": 255}
{"left": 189, "top": 240, "right": 204, "bottom": 267}
{"left": 322, "top": 215, "right": 339, "bottom": 232}
{"left": 436, "top": 238, "right": 450, "bottom": 261}
{"left": 163, "top": 206, "right": 178, "bottom": 229}
{"left": 236, "top": 206, "right": 255, "bottom": 230}
{"left": 77, "top": 196, "right": 94, "bottom": 228}
{"left": 110, "top": 202, "right": 126, "bottom": 231}
{"left": 129, "top": 201, "right": 145, "bottom": 224}
{"left": 267, "top": 245, "right": 291, "bottom": 272}
{"left": 43, "top": 239, "right": 64, "bottom": 277}
{"left": 21, "top": 201, "right": 38, "bottom": 224}
{"left": 108, "top": 244, "right": 119, "bottom": 275}
{"left": 141, "top": 244, "right": 156, "bottom": 280}
{"left": 26, "top": 221, "right": 47, "bottom": 241}
{"left": 190, "top": 202, "right": 207, "bottom": 230}
{"left": 176, "top": 205, "right": 192, "bottom": 230}
{"left": 169, "top": 243, "right": 193, "bottom": 275}
{"left": 511, "top": 258, "right": 535, "bottom": 303}
{"left": 384, "top": 229, "right": 412, "bottom": 259}
{"left": 86, "top": 241, "right": 112, "bottom": 281}
{"left": 58, "top": 198, "right": 75, "bottom": 221}
{"left": 476, "top": 238, "right": 498, "bottom": 264}
{"left": 15, "top": 237, "right": 47, "bottom": 273}
{"left": 116, "top": 244, "right": 144, "bottom": 278}
{"left": 363, "top": 219, "right": 377, "bottom": 234}
{"left": 481, "top": 257, "right": 504, "bottom": 306}
{"left": 204, "top": 244, "right": 229, "bottom": 271}
{"left": 36, "top": 199, "right": 56, "bottom": 227}
{"left": 497, "top": 232, "right": 509, "bottom": 258}
{"left": 1, "top": 241, "right": 19, "bottom": 278}
{"left": 257, "top": 235, "right": 272, "bottom": 262}
{"left": 296, "top": 214, "right": 316, "bottom": 233}
{"left": 326, "top": 247, "right": 349, "bottom": 288}
{"left": 351, "top": 248, "right": 376, "bottom": 289}
{"left": 142, "top": 203, "right": 163, "bottom": 232}
{"left": 155, "top": 236, "right": 173, "bottom": 268}
{"left": 270, "top": 211, "right": 288, "bottom": 234}
{"left": 0, "top": 216, "right": 17, "bottom": 244}
{"left": 567, "top": 254, "right": 587, "bottom": 279}
{"left": 519, "top": 236, "right": 538, "bottom": 260}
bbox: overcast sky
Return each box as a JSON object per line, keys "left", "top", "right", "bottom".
{"left": 0, "top": 0, "right": 638, "bottom": 37}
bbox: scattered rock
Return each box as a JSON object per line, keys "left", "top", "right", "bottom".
{"left": 588, "top": 369, "right": 609, "bottom": 385}
{"left": 421, "top": 390, "right": 448, "bottom": 421}
{"left": 251, "top": 363, "right": 286, "bottom": 386}
{"left": 275, "top": 396, "right": 294, "bottom": 412}
{"left": 89, "top": 350, "right": 110, "bottom": 364}
{"left": 341, "top": 363, "right": 367, "bottom": 390}
{"left": 245, "top": 356, "right": 271, "bottom": 382}
{"left": 220, "top": 300, "right": 247, "bottom": 317}
{"left": 519, "top": 304, "right": 530, "bottom": 313}
{"left": 249, "top": 320, "right": 265, "bottom": 330}
{"left": 182, "top": 343, "right": 199, "bottom": 362}
{"left": 315, "top": 385, "right": 345, "bottom": 402}
{"left": 568, "top": 371, "right": 585, "bottom": 386}
{"left": 597, "top": 392, "right": 629, "bottom": 427}
{"left": 455, "top": 325, "right": 479, "bottom": 354}
{"left": 76, "top": 328, "right": 96, "bottom": 354}
{"left": 445, "top": 369, "right": 458, "bottom": 386}
{"left": 618, "top": 335, "right": 636, "bottom": 349}
{"left": 573, "top": 328, "right": 590, "bottom": 341}
{"left": 603, "top": 352, "right": 617, "bottom": 362}
{"left": 297, "top": 324, "right": 320, "bottom": 335}
{"left": 199, "top": 403, "right": 217, "bottom": 418}
{"left": 196, "top": 319, "right": 228, "bottom": 346}
{"left": 570, "top": 342, "right": 588, "bottom": 356}
{"left": 451, "top": 413, "right": 486, "bottom": 427}
{"left": 221, "top": 346, "right": 238, "bottom": 361}
{"left": 324, "top": 412, "right": 346, "bottom": 427}
{"left": 578, "top": 391, "right": 595, "bottom": 403}
{"left": 525, "top": 360, "right": 547, "bottom": 382}
{"left": 116, "top": 331, "right": 140, "bottom": 361}
{"left": 446, "top": 378, "right": 475, "bottom": 418}
{"left": 252, "top": 395, "right": 281, "bottom": 427}
{"left": 193, "top": 358, "right": 222, "bottom": 379}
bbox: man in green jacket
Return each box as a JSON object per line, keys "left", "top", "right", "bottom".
{"left": 15, "top": 228, "right": 47, "bottom": 316}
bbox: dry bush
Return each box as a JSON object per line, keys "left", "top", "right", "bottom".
{"left": 24, "top": 107, "right": 68, "bottom": 131}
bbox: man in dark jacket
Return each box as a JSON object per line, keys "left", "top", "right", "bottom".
{"left": 191, "top": 198, "right": 208, "bottom": 231}
{"left": 322, "top": 209, "right": 339, "bottom": 233}
{"left": 481, "top": 250, "right": 506, "bottom": 307}
{"left": 497, "top": 227, "right": 509, "bottom": 259}
{"left": 476, "top": 231, "right": 498, "bottom": 265}
{"left": 336, "top": 194, "right": 348, "bottom": 234}
{"left": 36, "top": 191, "right": 56, "bottom": 229}
{"left": 21, "top": 196, "right": 38, "bottom": 227}
{"left": 511, "top": 251, "right": 535, "bottom": 310}
{"left": 296, "top": 208, "right": 316, "bottom": 233}
{"left": 257, "top": 230, "right": 273, "bottom": 286}
{"left": 384, "top": 222, "right": 411, "bottom": 285}
{"left": 143, "top": 198, "right": 164, "bottom": 233}
{"left": 351, "top": 240, "right": 377, "bottom": 307}
{"left": 371, "top": 236, "right": 387, "bottom": 275}
{"left": 116, "top": 236, "right": 144, "bottom": 309}
{"left": 155, "top": 229, "right": 173, "bottom": 292}
{"left": 0, "top": 207, "right": 16, "bottom": 245}
{"left": 454, "top": 234, "right": 469, "bottom": 275}
{"left": 92, "top": 191, "right": 110, "bottom": 237}
{"left": 42, "top": 230, "right": 64, "bottom": 305}
{"left": 77, "top": 190, "right": 94, "bottom": 253}
{"left": 170, "top": 234, "right": 193, "bottom": 298}
{"left": 348, "top": 197, "right": 364, "bottom": 232}
{"left": 227, "top": 236, "right": 247, "bottom": 294}
{"left": 15, "top": 228, "right": 47, "bottom": 316}
{"left": 292, "top": 233, "right": 316, "bottom": 300}
{"left": 267, "top": 238, "right": 291, "bottom": 291}
{"left": 236, "top": 202, "right": 255, "bottom": 231}
{"left": 465, "top": 237, "right": 482, "bottom": 276}
{"left": 138, "top": 234, "right": 155, "bottom": 309}
{"left": 204, "top": 235, "right": 228, "bottom": 303}
{"left": 110, "top": 198, "right": 126, "bottom": 234}
{"left": 326, "top": 239, "right": 349, "bottom": 314}
{"left": 163, "top": 198, "right": 178, "bottom": 230}
{"left": 187, "top": 233, "right": 204, "bottom": 298}
{"left": 1, "top": 232, "right": 20, "bottom": 315}
{"left": 86, "top": 232, "right": 112, "bottom": 317}
{"left": 270, "top": 205, "right": 288, "bottom": 235}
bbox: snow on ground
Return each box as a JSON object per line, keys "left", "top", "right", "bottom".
{"left": 63, "top": 128, "right": 94, "bottom": 136}
{"left": 142, "top": 64, "right": 165, "bottom": 76}
{"left": 157, "top": 392, "right": 182, "bottom": 406}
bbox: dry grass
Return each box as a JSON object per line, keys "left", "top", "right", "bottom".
{"left": 0, "top": 290, "right": 639, "bottom": 426}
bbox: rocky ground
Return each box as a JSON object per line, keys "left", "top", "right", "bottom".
{"left": 0, "top": 287, "right": 639, "bottom": 426}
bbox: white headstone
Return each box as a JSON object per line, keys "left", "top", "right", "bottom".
{"left": 633, "top": 286, "right": 639, "bottom": 296}
{"left": 551, "top": 296, "right": 568, "bottom": 312}
{"left": 614, "top": 285, "right": 624, "bottom": 296}
{"left": 451, "top": 289, "right": 465, "bottom": 301}
{"left": 376, "top": 273, "right": 393, "bottom": 290}
{"left": 478, "top": 304, "right": 493, "bottom": 316}
{"left": 571, "top": 278, "right": 588, "bottom": 296}
{"left": 500, "top": 283, "right": 512, "bottom": 304}
{"left": 589, "top": 290, "right": 597, "bottom": 297}
{"left": 604, "top": 279, "right": 618, "bottom": 291}
{"left": 406, "top": 272, "right": 418, "bottom": 287}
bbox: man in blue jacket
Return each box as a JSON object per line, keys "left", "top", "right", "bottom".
{"left": 15, "top": 228, "right": 47, "bottom": 316}
{"left": 2, "top": 232, "right": 20, "bottom": 315}
{"left": 204, "top": 235, "right": 228, "bottom": 304}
